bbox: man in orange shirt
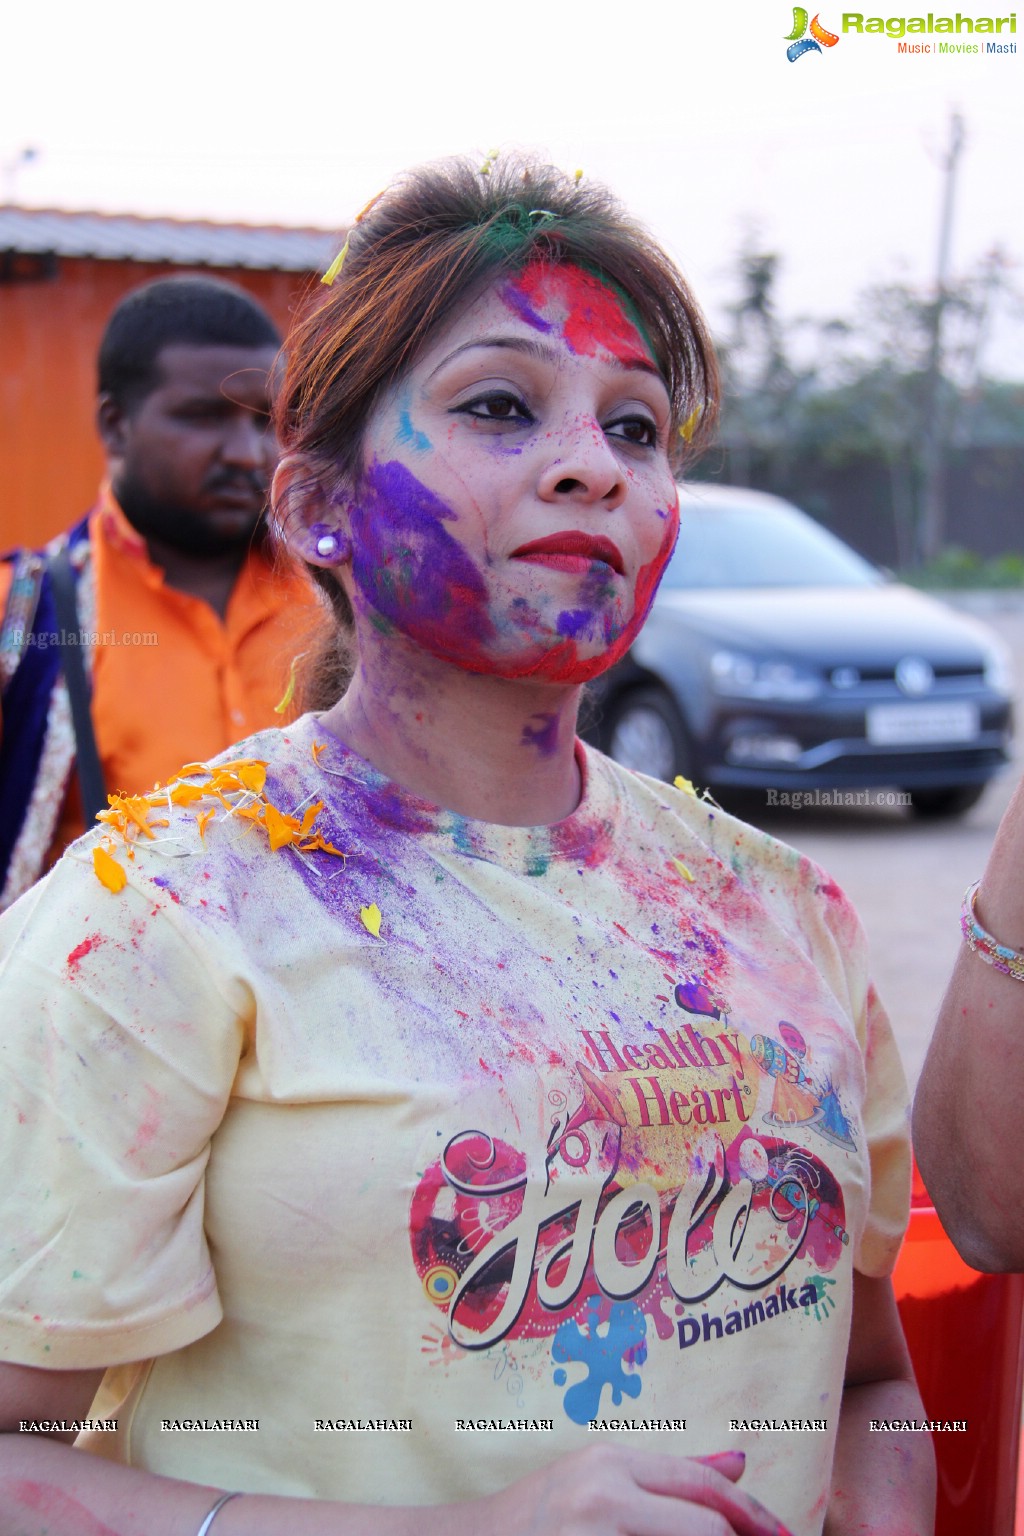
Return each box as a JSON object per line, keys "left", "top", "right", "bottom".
{"left": 0, "top": 275, "right": 319, "bottom": 909}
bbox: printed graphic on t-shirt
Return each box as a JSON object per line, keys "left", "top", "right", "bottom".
{"left": 410, "top": 970, "right": 858, "bottom": 1425}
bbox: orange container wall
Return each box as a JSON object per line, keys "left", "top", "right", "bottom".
{"left": 894, "top": 1176, "right": 1024, "bottom": 1535}
{"left": 0, "top": 258, "right": 317, "bottom": 551}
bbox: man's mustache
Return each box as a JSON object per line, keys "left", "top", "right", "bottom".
{"left": 205, "top": 468, "right": 269, "bottom": 497}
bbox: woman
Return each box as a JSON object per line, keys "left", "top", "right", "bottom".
{"left": 0, "top": 157, "right": 933, "bottom": 1536}
{"left": 914, "top": 769, "right": 1024, "bottom": 1270}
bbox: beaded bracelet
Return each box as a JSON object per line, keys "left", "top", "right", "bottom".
{"left": 195, "top": 1492, "right": 240, "bottom": 1536}
{"left": 961, "top": 880, "right": 1024, "bottom": 983}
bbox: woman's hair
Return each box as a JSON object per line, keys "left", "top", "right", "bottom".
{"left": 276, "top": 153, "right": 719, "bottom": 706}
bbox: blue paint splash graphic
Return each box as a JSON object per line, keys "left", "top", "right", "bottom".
{"left": 551, "top": 1297, "right": 647, "bottom": 1425}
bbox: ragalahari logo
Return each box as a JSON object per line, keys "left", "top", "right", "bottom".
{"left": 785, "top": 7, "right": 841, "bottom": 57}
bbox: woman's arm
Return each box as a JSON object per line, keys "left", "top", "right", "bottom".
{"left": 824, "top": 1271, "right": 935, "bottom": 1535}
{"left": 913, "top": 774, "right": 1024, "bottom": 1270}
{"left": 0, "top": 1363, "right": 792, "bottom": 1536}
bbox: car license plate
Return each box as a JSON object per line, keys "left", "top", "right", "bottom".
{"left": 866, "top": 702, "right": 980, "bottom": 746}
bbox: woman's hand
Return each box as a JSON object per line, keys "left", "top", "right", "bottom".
{"left": 1, "top": 1363, "right": 791, "bottom": 1536}
{"left": 480, "top": 1445, "right": 791, "bottom": 1536}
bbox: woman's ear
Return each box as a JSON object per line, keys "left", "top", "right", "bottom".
{"left": 272, "top": 454, "right": 353, "bottom": 568}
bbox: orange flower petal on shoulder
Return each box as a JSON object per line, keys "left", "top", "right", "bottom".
{"left": 169, "top": 783, "right": 206, "bottom": 806}
{"left": 263, "top": 801, "right": 300, "bottom": 851}
{"left": 237, "top": 761, "right": 267, "bottom": 796}
{"left": 93, "top": 844, "right": 127, "bottom": 893}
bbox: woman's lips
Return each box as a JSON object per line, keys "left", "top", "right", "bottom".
{"left": 511, "top": 532, "right": 624, "bottom": 575}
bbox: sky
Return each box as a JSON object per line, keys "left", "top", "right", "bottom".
{"left": 3, "top": 0, "right": 1022, "bottom": 372}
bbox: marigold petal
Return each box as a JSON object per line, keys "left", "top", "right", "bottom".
{"left": 359, "top": 902, "right": 383, "bottom": 938}
{"left": 214, "top": 757, "right": 269, "bottom": 775}
{"left": 121, "top": 797, "right": 158, "bottom": 838}
{"left": 169, "top": 783, "right": 206, "bottom": 805}
{"left": 196, "top": 809, "right": 216, "bottom": 839}
{"left": 274, "top": 662, "right": 298, "bottom": 715}
{"left": 299, "top": 800, "right": 324, "bottom": 836}
{"left": 233, "top": 803, "right": 265, "bottom": 825}
{"left": 263, "top": 801, "right": 299, "bottom": 851}
{"left": 209, "top": 770, "right": 241, "bottom": 795}
{"left": 678, "top": 404, "right": 703, "bottom": 443}
{"left": 237, "top": 762, "right": 267, "bottom": 795}
{"left": 93, "top": 844, "right": 127, "bottom": 892}
{"left": 298, "top": 835, "right": 347, "bottom": 858}
{"left": 321, "top": 239, "right": 349, "bottom": 287}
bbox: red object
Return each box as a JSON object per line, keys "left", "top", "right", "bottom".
{"left": 894, "top": 1164, "right": 1024, "bottom": 1536}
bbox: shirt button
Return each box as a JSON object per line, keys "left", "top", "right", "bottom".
{"left": 231, "top": 710, "right": 244, "bottom": 726}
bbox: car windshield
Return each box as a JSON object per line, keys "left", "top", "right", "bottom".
{"left": 660, "top": 498, "right": 882, "bottom": 590}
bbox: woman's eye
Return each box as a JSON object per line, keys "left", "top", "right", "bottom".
{"left": 607, "top": 415, "right": 657, "bottom": 447}
{"left": 457, "top": 392, "right": 534, "bottom": 424}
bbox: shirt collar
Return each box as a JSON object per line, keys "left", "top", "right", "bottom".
{"left": 94, "top": 482, "right": 151, "bottom": 563}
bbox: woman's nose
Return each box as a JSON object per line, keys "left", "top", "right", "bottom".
{"left": 537, "top": 416, "right": 628, "bottom": 510}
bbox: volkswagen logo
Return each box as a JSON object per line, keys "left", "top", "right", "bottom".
{"left": 895, "top": 657, "right": 934, "bottom": 696}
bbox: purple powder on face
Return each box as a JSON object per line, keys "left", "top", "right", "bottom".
{"left": 556, "top": 609, "right": 593, "bottom": 638}
{"left": 349, "top": 460, "right": 496, "bottom": 659}
{"left": 500, "top": 278, "right": 554, "bottom": 334}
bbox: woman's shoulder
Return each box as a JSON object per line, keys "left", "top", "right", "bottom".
{"left": 588, "top": 746, "right": 866, "bottom": 956}
{"left": 29, "top": 716, "right": 347, "bottom": 931}
{"left": 585, "top": 745, "right": 804, "bottom": 872}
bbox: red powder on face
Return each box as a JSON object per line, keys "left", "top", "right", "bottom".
{"left": 509, "top": 260, "right": 652, "bottom": 368}
{"left": 507, "top": 503, "right": 680, "bottom": 686}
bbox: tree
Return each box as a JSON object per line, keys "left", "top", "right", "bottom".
{"left": 711, "top": 245, "right": 1024, "bottom": 568}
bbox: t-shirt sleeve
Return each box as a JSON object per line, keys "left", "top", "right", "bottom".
{"left": 805, "top": 862, "right": 911, "bottom": 1279}
{"left": 0, "top": 844, "right": 249, "bottom": 1369}
{"left": 851, "top": 975, "right": 912, "bottom": 1277}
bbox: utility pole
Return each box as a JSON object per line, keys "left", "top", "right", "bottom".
{"left": 918, "top": 112, "right": 966, "bottom": 566}
{"left": 1, "top": 145, "right": 38, "bottom": 203}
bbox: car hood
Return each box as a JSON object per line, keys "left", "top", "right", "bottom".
{"left": 648, "top": 583, "right": 1000, "bottom": 668}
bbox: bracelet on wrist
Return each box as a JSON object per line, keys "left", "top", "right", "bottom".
{"left": 961, "top": 880, "right": 1024, "bottom": 983}
{"left": 195, "top": 1492, "right": 241, "bottom": 1536}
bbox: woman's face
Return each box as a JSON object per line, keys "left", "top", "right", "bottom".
{"left": 340, "top": 258, "right": 680, "bottom": 685}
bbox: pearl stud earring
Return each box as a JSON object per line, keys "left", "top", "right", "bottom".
{"left": 315, "top": 533, "right": 340, "bottom": 559}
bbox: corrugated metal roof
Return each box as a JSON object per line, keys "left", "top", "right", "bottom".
{"left": 0, "top": 205, "right": 344, "bottom": 273}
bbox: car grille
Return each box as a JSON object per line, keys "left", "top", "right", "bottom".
{"left": 829, "top": 666, "right": 987, "bottom": 691}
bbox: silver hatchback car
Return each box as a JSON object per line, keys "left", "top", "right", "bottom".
{"left": 589, "top": 484, "right": 1014, "bottom": 817}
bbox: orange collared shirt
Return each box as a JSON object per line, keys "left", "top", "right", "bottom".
{"left": 4, "top": 490, "right": 322, "bottom": 861}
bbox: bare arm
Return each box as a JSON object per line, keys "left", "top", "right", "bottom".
{"left": 913, "top": 773, "right": 1024, "bottom": 1270}
{"left": 824, "top": 1272, "right": 935, "bottom": 1535}
{"left": 0, "top": 1362, "right": 792, "bottom": 1536}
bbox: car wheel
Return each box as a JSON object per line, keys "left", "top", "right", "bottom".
{"left": 906, "top": 784, "right": 987, "bottom": 819}
{"left": 604, "top": 687, "right": 692, "bottom": 783}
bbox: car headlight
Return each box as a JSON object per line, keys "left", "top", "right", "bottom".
{"left": 983, "top": 637, "right": 1015, "bottom": 697}
{"left": 709, "top": 649, "right": 822, "bottom": 702}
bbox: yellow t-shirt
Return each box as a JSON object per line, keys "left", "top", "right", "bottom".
{"left": 0, "top": 717, "right": 910, "bottom": 1535}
